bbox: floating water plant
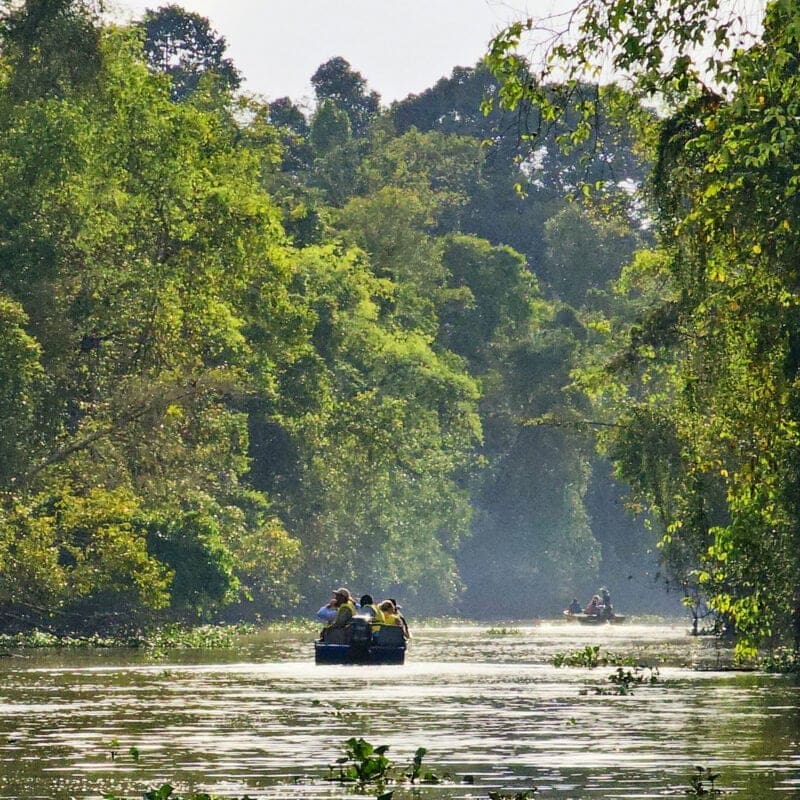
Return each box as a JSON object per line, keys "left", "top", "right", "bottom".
{"left": 326, "top": 737, "right": 450, "bottom": 789}
{"left": 553, "top": 644, "right": 603, "bottom": 667}
{"left": 607, "top": 665, "right": 660, "bottom": 694}
{"left": 581, "top": 665, "right": 660, "bottom": 695}
{"left": 328, "top": 737, "right": 392, "bottom": 787}
{"left": 686, "top": 765, "right": 723, "bottom": 797}
{"left": 553, "top": 644, "right": 641, "bottom": 668}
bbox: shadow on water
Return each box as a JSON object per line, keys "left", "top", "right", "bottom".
{"left": 0, "top": 621, "right": 798, "bottom": 799}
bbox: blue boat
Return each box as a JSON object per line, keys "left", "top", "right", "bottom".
{"left": 314, "top": 615, "right": 407, "bottom": 664}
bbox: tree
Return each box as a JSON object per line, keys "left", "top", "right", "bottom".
{"left": 0, "top": 296, "right": 45, "bottom": 488}
{"left": 0, "top": 14, "right": 303, "bottom": 628}
{"left": 0, "top": 0, "right": 103, "bottom": 100}
{"left": 268, "top": 244, "right": 481, "bottom": 614}
{"left": 140, "top": 4, "right": 240, "bottom": 101}
{"left": 311, "top": 56, "right": 379, "bottom": 138}
{"left": 540, "top": 203, "right": 642, "bottom": 308}
{"left": 308, "top": 100, "right": 361, "bottom": 206}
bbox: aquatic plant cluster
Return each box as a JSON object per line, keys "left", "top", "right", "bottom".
{"left": 0, "top": 623, "right": 253, "bottom": 654}
{"left": 101, "top": 740, "right": 724, "bottom": 800}
{"left": 552, "top": 645, "right": 661, "bottom": 695}
{"left": 759, "top": 646, "right": 800, "bottom": 674}
{"left": 551, "top": 644, "right": 635, "bottom": 668}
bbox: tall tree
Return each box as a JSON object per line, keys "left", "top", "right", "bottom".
{"left": 0, "top": 10, "right": 300, "bottom": 628}
{"left": 139, "top": 4, "right": 240, "bottom": 101}
{"left": 0, "top": 0, "right": 103, "bottom": 100}
{"left": 311, "top": 56, "right": 379, "bottom": 139}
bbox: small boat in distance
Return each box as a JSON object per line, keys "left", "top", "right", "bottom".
{"left": 563, "top": 588, "right": 624, "bottom": 624}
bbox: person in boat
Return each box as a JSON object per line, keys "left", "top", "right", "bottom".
{"left": 599, "top": 587, "right": 614, "bottom": 619}
{"left": 315, "top": 598, "right": 338, "bottom": 624}
{"left": 388, "top": 598, "right": 411, "bottom": 639}
{"left": 567, "top": 598, "right": 582, "bottom": 615}
{"left": 320, "top": 588, "right": 356, "bottom": 643}
{"left": 379, "top": 599, "right": 410, "bottom": 639}
{"left": 357, "top": 594, "right": 386, "bottom": 631}
{"left": 584, "top": 595, "right": 601, "bottom": 615}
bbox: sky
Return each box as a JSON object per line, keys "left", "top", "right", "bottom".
{"left": 106, "top": 0, "right": 540, "bottom": 107}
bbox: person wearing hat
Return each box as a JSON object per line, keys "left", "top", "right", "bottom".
{"left": 321, "top": 588, "right": 356, "bottom": 643}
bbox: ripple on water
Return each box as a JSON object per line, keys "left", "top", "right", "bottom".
{"left": 0, "top": 622, "right": 798, "bottom": 800}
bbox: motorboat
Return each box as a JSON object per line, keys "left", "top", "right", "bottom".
{"left": 314, "top": 615, "right": 407, "bottom": 664}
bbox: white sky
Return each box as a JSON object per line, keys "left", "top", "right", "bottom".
{"left": 106, "top": 0, "right": 543, "bottom": 108}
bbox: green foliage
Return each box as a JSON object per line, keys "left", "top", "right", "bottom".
{"left": 139, "top": 4, "right": 241, "bottom": 101}
{"left": 0, "top": 9, "right": 304, "bottom": 630}
{"left": 330, "top": 737, "right": 392, "bottom": 787}
{"left": 552, "top": 645, "right": 635, "bottom": 668}
{"left": 488, "top": 1, "right": 800, "bottom": 651}
{"left": 686, "top": 766, "right": 723, "bottom": 798}
{"left": 0, "top": 295, "right": 45, "bottom": 486}
{"left": 760, "top": 647, "right": 800, "bottom": 674}
{"left": 270, "top": 244, "right": 481, "bottom": 612}
{"left": 145, "top": 511, "right": 239, "bottom": 617}
{"left": 0, "top": 0, "right": 666, "bottom": 631}
{"left": 311, "top": 56, "right": 380, "bottom": 139}
{"left": 0, "top": 0, "right": 103, "bottom": 100}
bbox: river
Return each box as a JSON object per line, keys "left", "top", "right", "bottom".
{"left": 0, "top": 621, "right": 798, "bottom": 800}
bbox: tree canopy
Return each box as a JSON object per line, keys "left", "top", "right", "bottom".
{"left": 0, "top": 0, "right": 711, "bottom": 639}
{"left": 487, "top": 0, "right": 800, "bottom": 655}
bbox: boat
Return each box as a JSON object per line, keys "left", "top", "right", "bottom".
{"left": 314, "top": 615, "right": 407, "bottom": 664}
{"left": 563, "top": 610, "right": 627, "bottom": 624}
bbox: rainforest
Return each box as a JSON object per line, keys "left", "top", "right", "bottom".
{"left": 0, "top": 0, "right": 798, "bottom": 663}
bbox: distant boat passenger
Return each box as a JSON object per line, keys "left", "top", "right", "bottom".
{"left": 584, "top": 595, "right": 601, "bottom": 615}
{"left": 320, "top": 588, "right": 356, "bottom": 644}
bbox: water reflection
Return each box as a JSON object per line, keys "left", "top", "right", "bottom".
{"left": 0, "top": 622, "right": 798, "bottom": 799}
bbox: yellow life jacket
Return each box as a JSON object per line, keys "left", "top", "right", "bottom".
{"left": 365, "top": 604, "right": 385, "bottom": 632}
{"left": 376, "top": 611, "right": 392, "bottom": 625}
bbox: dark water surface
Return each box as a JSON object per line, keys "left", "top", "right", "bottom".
{"left": 0, "top": 622, "right": 798, "bottom": 799}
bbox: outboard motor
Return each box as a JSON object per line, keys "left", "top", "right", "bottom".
{"left": 349, "top": 615, "right": 372, "bottom": 654}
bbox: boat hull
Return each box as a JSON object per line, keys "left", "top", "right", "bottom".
{"left": 563, "top": 611, "right": 626, "bottom": 624}
{"left": 314, "top": 640, "right": 406, "bottom": 665}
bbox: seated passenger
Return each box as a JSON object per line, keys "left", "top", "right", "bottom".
{"left": 584, "top": 595, "right": 601, "bottom": 615}
{"left": 321, "top": 588, "right": 356, "bottom": 643}
{"left": 388, "top": 598, "right": 411, "bottom": 639}
{"left": 568, "top": 598, "right": 582, "bottom": 614}
{"left": 378, "top": 599, "right": 410, "bottom": 640}
{"left": 358, "top": 594, "right": 385, "bottom": 631}
{"left": 599, "top": 588, "right": 614, "bottom": 617}
{"left": 315, "top": 598, "right": 338, "bottom": 624}
{"left": 378, "top": 599, "right": 400, "bottom": 625}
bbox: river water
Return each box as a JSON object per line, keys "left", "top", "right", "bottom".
{"left": 0, "top": 621, "right": 798, "bottom": 800}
